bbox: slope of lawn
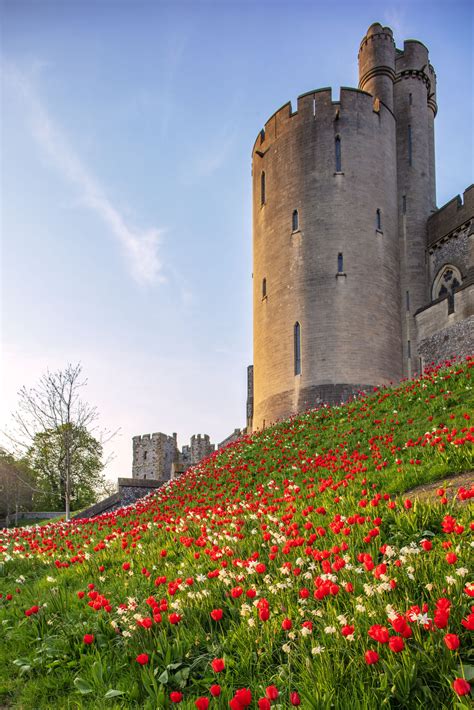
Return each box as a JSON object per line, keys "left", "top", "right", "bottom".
{"left": 0, "top": 358, "right": 473, "bottom": 709}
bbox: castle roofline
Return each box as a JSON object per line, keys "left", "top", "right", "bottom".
{"left": 252, "top": 86, "right": 394, "bottom": 156}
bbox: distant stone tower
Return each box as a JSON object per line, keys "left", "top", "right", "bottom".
{"left": 250, "top": 22, "right": 456, "bottom": 431}
{"left": 181, "top": 434, "right": 215, "bottom": 467}
{"left": 132, "top": 433, "right": 179, "bottom": 481}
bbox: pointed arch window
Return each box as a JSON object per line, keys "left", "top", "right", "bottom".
{"left": 294, "top": 322, "right": 301, "bottom": 376}
{"left": 335, "top": 136, "right": 342, "bottom": 172}
{"left": 292, "top": 209, "right": 299, "bottom": 232}
{"left": 261, "top": 171, "right": 266, "bottom": 205}
{"left": 432, "top": 265, "right": 462, "bottom": 302}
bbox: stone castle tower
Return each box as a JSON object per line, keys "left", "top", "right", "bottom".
{"left": 249, "top": 22, "right": 473, "bottom": 431}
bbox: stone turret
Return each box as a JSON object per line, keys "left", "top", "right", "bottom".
{"left": 394, "top": 37, "right": 437, "bottom": 376}
{"left": 358, "top": 23, "right": 396, "bottom": 111}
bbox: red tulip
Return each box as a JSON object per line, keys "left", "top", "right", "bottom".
{"left": 388, "top": 636, "right": 404, "bottom": 652}
{"left": 211, "top": 658, "right": 225, "bottom": 672}
{"left": 365, "top": 650, "right": 379, "bottom": 665}
{"left": 444, "top": 633, "right": 460, "bottom": 650}
{"left": 452, "top": 678, "right": 471, "bottom": 696}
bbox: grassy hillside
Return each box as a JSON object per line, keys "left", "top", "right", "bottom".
{"left": 0, "top": 358, "right": 473, "bottom": 709}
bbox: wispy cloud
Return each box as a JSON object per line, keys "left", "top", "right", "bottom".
{"left": 383, "top": 6, "right": 409, "bottom": 40}
{"left": 3, "top": 61, "right": 165, "bottom": 285}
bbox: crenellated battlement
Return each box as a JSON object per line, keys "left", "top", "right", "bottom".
{"left": 252, "top": 87, "right": 392, "bottom": 157}
{"left": 132, "top": 432, "right": 177, "bottom": 443}
{"left": 427, "top": 186, "right": 474, "bottom": 246}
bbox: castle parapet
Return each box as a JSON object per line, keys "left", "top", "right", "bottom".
{"left": 427, "top": 186, "right": 474, "bottom": 246}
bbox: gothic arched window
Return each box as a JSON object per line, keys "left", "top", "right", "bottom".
{"left": 432, "top": 264, "right": 462, "bottom": 302}
{"left": 294, "top": 322, "right": 301, "bottom": 375}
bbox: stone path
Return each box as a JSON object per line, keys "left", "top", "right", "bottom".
{"left": 404, "top": 470, "right": 473, "bottom": 504}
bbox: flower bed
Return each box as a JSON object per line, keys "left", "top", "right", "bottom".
{"left": 0, "top": 359, "right": 473, "bottom": 708}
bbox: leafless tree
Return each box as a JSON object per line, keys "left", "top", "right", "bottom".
{"left": 6, "top": 363, "right": 115, "bottom": 521}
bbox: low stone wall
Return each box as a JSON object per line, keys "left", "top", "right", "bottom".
{"left": 73, "top": 478, "right": 164, "bottom": 520}
{"left": 416, "top": 283, "right": 474, "bottom": 366}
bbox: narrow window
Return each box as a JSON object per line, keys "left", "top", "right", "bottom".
{"left": 335, "top": 136, "right": 342, "bottom": 172}
{"left": 409, "top": 93, "right": 413, "bottom": 106}
{"left": 408, "top": 125, "right": 412, "bottom": 166}
{"left": 261, "top": 171, "right": 266, "bottom": 205}
{"left": 338, "top": 252, "right": 343, "bottom": 273}
{"left": 376, "top": 209, "right": 382, "bottom": 231}
{"left": 262, "top": 277, "right": 267, "bottom": 298}
{"left": 402, "top": 195, "right": 407, "bottom": 214}
{"left": 143, "top": 451, "right": 148, "bottom": 461}
{"left": 407, "top": 340, "right": 411, "bottom": 359}
{"left": 312, "top": 98, "right": 316, "bottom": 117}
{"left": 292, "top": 209, "right": 299, "bottom": 231}
{"left": 406, "top": 290, "right": 410, "bottom": 311}
{"left": 294, "top": 322, "right": 301, "bottom": 375}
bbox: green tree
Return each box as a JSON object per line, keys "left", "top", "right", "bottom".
{"left": 7, "top": 363, "right": 116, "bottom": 520}
{"left": 27, "top": 424, "right": 107, "bottom": 511}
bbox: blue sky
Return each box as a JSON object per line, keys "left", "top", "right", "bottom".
{"left": 1, "top": 0, "right": 473, "bottom": 480}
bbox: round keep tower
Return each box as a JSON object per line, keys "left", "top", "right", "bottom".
{"left": 252, "top": 82, "right": 402, "bottom": 430}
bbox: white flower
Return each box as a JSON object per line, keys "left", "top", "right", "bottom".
{"left": 445, "top": 575, "right": 456, "bottom": 585}
{"left": 312, "top": 645, "right": 325, "bottom": 655}
{"left": 324, "top": 626, "right": 336, "bottom": 634}
{"left": 301, "top": 626, "right": 312, "bottom": 637}
{"left": 282, "top": 643, "right": 291, "bottom": 653}
{"left": 356, "top": 604, "right": 366, "bottom": 613}
{"left": 456, "top": 568, "right": 468, "bottom": 577}
{"left": 248, "top": 618, "right": 255, "bottom": 627}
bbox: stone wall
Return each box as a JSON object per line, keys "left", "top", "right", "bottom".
{"left": 218, "top": 428, "right": 243, "bottom": 449}
{"left": 72, "top": 478, "right": 163, "bottom": 519}
{"left": 428, "top": 223, "right": 472, "bottom": 288}
{"left": 427, "top": 185, "right": 474, "bottom": 246}
{"left": 415, "top": 284, "right": 474, "bottom": 366}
